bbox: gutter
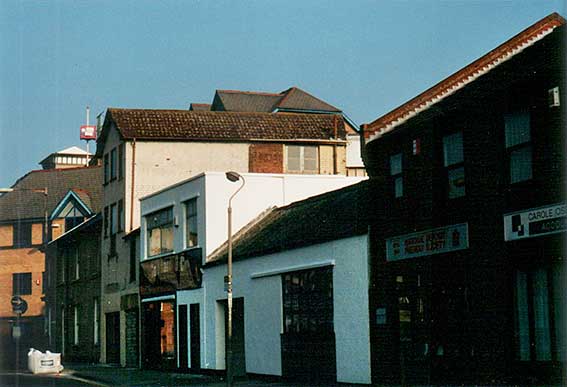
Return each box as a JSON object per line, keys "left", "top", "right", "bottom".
{"left": 129, "top": 138, "right": 136, "bottom": 232}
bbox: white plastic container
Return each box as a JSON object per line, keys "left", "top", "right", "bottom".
{"left": 27, "top": 348, "right": 64, "bottom": 374}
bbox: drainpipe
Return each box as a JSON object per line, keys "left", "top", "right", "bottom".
{"left": 129, "top": 138, "right": 136, "bottom": 232}
{"left": 333, "top": 116, "right": 338, "bottom": 174}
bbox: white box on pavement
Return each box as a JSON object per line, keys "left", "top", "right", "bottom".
{"left": 27, "top": 348, "right": 64, "bottom": 374}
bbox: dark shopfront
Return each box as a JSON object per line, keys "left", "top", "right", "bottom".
{"left": 504, "top": 203, "right": 566, "bottom": 382}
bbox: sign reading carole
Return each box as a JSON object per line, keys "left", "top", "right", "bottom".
{"left": 80, "top": 125, "right": 97, "bottom": 140}
{"left": 504, "top": 203, "right": 567, "bottom": 241}
{"left": 386, "top": 223, "right": 469, "bottom": 261}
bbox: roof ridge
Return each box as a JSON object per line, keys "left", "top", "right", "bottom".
{"left": 216, "top": 89, "right": 282, "bottom": 96}
{"left": 277, "top": 180, "right": 366, "bottom": 211}
{"left": 276, "top": 86, "right": 341, "bottom": 112}
{"left": 108, "top": 108, "right": 342, "bottom": 119}
{"left": 364, "top": 12, "right": 565, "bottom": 138}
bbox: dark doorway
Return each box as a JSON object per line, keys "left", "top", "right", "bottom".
{"left": 190, "top": 303, "right": 201, "bottom": 370}
{"left": 281, "top": 267, "right": 336, "bottom": 382}
{"left": 142, "top": 301, "right": 176, "bottom": 370}
{"left": 105, "top": 312, "right": 120, "bottom": 364}
{"left": 179, "top": 305, "right": 188, "bottom": 369}
{"left": 222, "top": 298, "right": 246, "bottom": 377}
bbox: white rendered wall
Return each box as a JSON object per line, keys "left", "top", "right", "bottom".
{"left": 202, "top": 235, "right": 371, "bottom": 384}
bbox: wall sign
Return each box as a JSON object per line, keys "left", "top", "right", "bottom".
{"left": 386, "top": 223, "right": 469, "bottom": 261}
{"left": 504, "top": 202, "right": 567, "bottom": 241}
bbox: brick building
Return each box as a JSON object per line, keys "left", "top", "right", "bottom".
{"left": 362, "top": 13, "right": 565, "bottom": 384}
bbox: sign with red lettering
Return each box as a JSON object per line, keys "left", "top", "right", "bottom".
{"left": 80, "top": 125, "right": 97, "bottom": 140}
{"left": 504, "top": 203, "right": 567, "bottom": 241}
{"left": 386, "top": 223, "right": 469, "bottom": 261}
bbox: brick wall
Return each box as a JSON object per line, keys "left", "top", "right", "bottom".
{"left": 0, "top": 225, "right": 12, "bottom": 247}
{"left": 248, "top": 143, "right": 283, "bottom": 173}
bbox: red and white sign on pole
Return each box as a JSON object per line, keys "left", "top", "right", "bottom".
{"left": 80, "top": 125, "right": 97, "bottom": 140}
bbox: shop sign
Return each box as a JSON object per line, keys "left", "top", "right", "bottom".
{"left": 386, "top": 223, "right": 469, "bottom": 261}
{"left": 504, "top": 202, "right": 567, "bottom": 241}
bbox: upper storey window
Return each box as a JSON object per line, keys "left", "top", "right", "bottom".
{"left": 286, "top": 145, "right": 318, "bottom": 174}
{"left": 505, "top": 111, "right": 532, "bottom": 184}
{"left": 443, "top": 132, "right": 465, "bottom": 199}
{"left": 390, "top": 153, "right": 403, "bottom": 198}
{"left": 146, "top": 207, "right": 174, "bottom": 258}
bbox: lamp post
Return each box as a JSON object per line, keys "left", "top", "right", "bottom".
{"left": 225, "top": 171, "right": 245, "bottom": 387}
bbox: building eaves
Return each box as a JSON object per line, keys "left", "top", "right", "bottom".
{"left": 364, "top": 12, "right": 566, "bottom": 142}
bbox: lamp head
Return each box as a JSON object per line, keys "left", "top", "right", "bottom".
{"left": 225, "top": 171, "right": 242, "bottom": 183}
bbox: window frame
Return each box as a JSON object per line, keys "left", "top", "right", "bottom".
{"left": 103, "top": 153, "right": 109, "bottom": 184}
{"left": 285, "top": 145, "right": 319, "bottom": 174}
{"left": 110, "top": 148, "right": 117, "bottom": 181}
{"left": 146, "top": 207, "right": 174, "bottom": 258}
{"left": 185, "top": 198, "right": 198, "bottom": 249}
{"left": 13, "top": 272, "right": 32, "bottom": 295}
{"left": 505, "top": 110, "right": 533, "bottom": 184}
{"left": 442, "top": 131, "right": 466, "bottom": 199}
{"left": 390, "top": 153, "right": 403, "bottom": 198}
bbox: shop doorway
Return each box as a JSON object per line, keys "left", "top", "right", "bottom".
{"left": 105, "top": 312, "right": 120, "bottom": 364}
{"left": 142, "top": 300, "right": 176, "bottom": 369}
{"left": 221, "top": 298, "right": 246, "bottom": 377}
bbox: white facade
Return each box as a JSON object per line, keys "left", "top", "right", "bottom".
{"left": 140, "top": 172, "right": 366, "bottom": 262}
{"left": 178, "top": 235, "right": 372, "bottom": 385}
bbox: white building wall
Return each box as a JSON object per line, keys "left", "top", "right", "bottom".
{"left": 202, "top": 235, "right": 371, "bottom": 384}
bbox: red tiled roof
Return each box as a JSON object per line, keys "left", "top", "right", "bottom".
{"left": 189, "top": 103, "right": 211, "bottom": 111}
{"left": 106, "top": 108, "right": 346, "bottom": 141}
{"left": 364, "top": 12, "right": 566, "bottom": 141}
{"left": 0, "top": 166, "right": 102, "bottom": 221}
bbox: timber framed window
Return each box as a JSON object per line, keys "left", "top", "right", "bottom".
{"left": 146, "top": 207, "right": 174, "bottom": 258}
{"left": 286, "top": 145, "right": 318, "bottom": 174}
{"left": 185, "top": 198, "right": 198, "bottom": 248}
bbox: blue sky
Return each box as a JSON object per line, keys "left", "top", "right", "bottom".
{"left": 0, "top": 0, "right": 564, "bottom": 187}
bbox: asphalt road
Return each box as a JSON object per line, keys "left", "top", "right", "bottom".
{"left": 0, "top": 372, "right": 106, "bottom": 387}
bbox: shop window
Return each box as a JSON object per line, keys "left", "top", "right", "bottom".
{"left": 185, "top": 198, "right": 198, "bottom": 248}
{"left": 282, "top": 267, "right": 333, "bottom": 334}
{"left": 146, "top": 207, "right": 174, "bottom": 257}
{"left": 13, "top": 272, "right": 32, "bottom": 295}
{"left": 390, "top": 153, "right": 403, "bottom": 198}
{"left": 514, "top": 266, "right": 565, "bottom": 362}
{"left": 286, "top": 145, "right": 318, "bottom": 174}
{"left": 443, "top": 132, "right": 465, "bottom": 198}
{"left": 505, "top": 111, "right": 532, "bottom": 184}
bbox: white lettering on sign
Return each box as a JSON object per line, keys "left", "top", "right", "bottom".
{"left": 504, "top": 203, "right": 567, "bottom": 241}
{"left": 386, "top": 223, "right": 468, "bottom": 261}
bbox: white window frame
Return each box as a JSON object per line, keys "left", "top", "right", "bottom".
{"left": 285, "top": 145, "right": 319, "bottom": 174}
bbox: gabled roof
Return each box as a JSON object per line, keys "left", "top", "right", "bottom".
{"left": 364, "top": 12, "right": 566, "bottom": 141}
{"left": 39, "top": 146, "right": 91, "bottom": 165}
{"left": 207, "top": 181, "right": 370, "bottom": 265}
{"left": 49, "top": 189, "right": 94, "bottom": 220}
{"left": 102, "top": 108, "right": 346, "bottom": 142}
{"left": 0, "top": 166, "right": 102, "bottom": 222}
{"left": 212, "top": 87, "right": 341, "bottom": 113}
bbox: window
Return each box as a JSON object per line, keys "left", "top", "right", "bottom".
{"left": 110, "top": 204, "right": 117, "bottom": 235}
{"left": 505, "top": 111, "right": 532, "bottom": 184}
{"left": 443, "top": 132, "right": 465, "bottom": 198}
{"left": 118, "top": 143, "right": 124, "bottom": 180}
{"left": 73, "top": 305, "right": 79, "bottom": 345}
{"left": 129, "top": 235, "right": 137, "bottom": 283}
{"left": 390, "top": 153, "right": 403, "bottom": 198}
{"left": 282, "top": 267, "right": 333, "bottom": 334}
{"left": 514, "top": 265, "right": 565, "bottom": 362}
{"left": 103, "top": 206, "right": 109, "bottom": 239}
{"left": 13, "top": 272, "right": 32, "bottom": 295}
{"left": 103, "top": 154, "right": 109, "bottom": 184}
{"left": 58, "top": 250, "right": 66, "bottom": 284}
{"left": 94, "top": 298, "right": 99, "bottom": 345}
{"left": 146, "top": 207, "right": 174, "bottom": 257}
{"left": 13, "top": 222, "right": 32, "bottom": 248}
{"left": 110, "top": 148, "right": 117, "bottom": 180}
{"left": 185, "top": 199, "right": 198, "bottom": 248}
{"left": 118, "top": 200, "right": 124, "bottom": 233}
{"left": 73, "top": 248, "right": 80, "bottom": 280}
{"left": 286, "top": 145, "right": 318, "bottom": 174}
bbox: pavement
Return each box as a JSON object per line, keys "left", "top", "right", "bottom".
{"left": 4, "top": 363, "right": 563, "bottom": 387}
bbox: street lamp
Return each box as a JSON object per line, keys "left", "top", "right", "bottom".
{"left": 225, "top": 171, "right": 245, "bottom": 387}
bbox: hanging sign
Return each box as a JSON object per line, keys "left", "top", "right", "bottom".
{"left": 504, "top": 202, "right": 567, "bottom": 241}
{"left": 80, "top": 125, "right": 97, "bottom": 140}
{"left": 386, "top": 223, "right": 469, "bottom": 261}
